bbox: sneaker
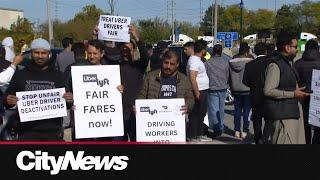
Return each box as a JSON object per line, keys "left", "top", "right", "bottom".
{"left": 234, "top": 131, "right": 241, "bottom": 138}
{"left": 197, "top": 136, "right": 212, "bottom": 142}
{"left": 241, "top": 132, "right": 247, "bottom": 139}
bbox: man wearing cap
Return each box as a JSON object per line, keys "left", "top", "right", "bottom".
{"left": 4, "top": 38, "right": 73, "bottom": 141}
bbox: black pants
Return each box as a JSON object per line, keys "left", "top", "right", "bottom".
{"left": 19, "top": 130, "right": 63, "bottom": 141}
{"left": 187, "top": 90, "right": 208, "bottom": 139}
{"left": 251, "top": 105, "right": 264, "bottom": 144}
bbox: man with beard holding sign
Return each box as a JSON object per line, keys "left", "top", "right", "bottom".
{"left": 4, "top": 38, "right": 73, "bottom": 141}
{"left": 138, "top": 50, "right": 194, "bottom": 117}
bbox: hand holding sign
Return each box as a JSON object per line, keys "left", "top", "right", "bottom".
{"left": 6, "top": 95, "right": 19, "bottom": 106}
{"left": 63, "top": 92, "right": 74, "bottom": 103}
{"left": 129, "top": 24, "right": 140, "bottom": 42}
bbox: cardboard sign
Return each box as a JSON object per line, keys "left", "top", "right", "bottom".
{"left": 135, "top": 99, "right": 186, "bottom": 142}
{"left": 71, "top": 65, "right": 124, "bottom": 139}
{"left": 311, "top": 69, "right": 320, "bottom": 92}
{"left": 309, "top": 93, "right": 320, "bottom": 127}
{"left": 16, "top": 88, "right": 67, "bottom": 122}
{"left": 98, "top": 15, "right": 131, "bottom": 42}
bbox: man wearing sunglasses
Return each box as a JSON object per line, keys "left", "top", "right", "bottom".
{"left": 263, "top": 31, "right": 310, "bottom": 144}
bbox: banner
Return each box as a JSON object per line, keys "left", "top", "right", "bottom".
{"left": 16, "top": 88, "right": 67, "bottom": 122}
{"left": 135, "top": 99, "right": 186, "bottom": 142}
{"left": 98, "top": 15, "right": 131, "bottom": 42}
{"left": 71, "top": 65, "right": 124, "bottom": 139}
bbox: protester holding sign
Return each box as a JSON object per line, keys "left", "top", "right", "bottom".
{"left": 92, "top": 22, "right": 149, "bottom": 141}
{"left": 138, "top": 50, "right": 194, "bottom": 116}
{"left": 295, "top": 39, "right": 320, "bottom": 144}
{"left": 263, "top": 32, "right": 309, "bottom": 144}
{"left": 4, "top": 38, "right": 73, "bottom": 141}
{"left": 65, "top": 39, "right": 124, "bottom": 141}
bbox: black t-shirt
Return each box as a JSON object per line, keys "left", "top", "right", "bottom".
{"left": 160, "top": 76, "right": 177, "bottom": 98}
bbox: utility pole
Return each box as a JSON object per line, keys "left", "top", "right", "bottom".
{"left": 107, "top": 0, "right": 116, "bottom": 47}
{"left": 55, "top": 0, "right": 58, "bottom": 20}
{"left": 213, "top": 0, "right": 218, "bottom": 45}
{"left": 167, "top": 0, "right": 169, "bottom": 23}
{"left": 171, "top": 0, "right": 175, "bottom": 42}
{"left": 107, "top": 0, "right": 115, "bottom": 15}
{"left": 240, "top": 0, "right": 243, "bottom": 42}
{"left": 46, "top": 0, "right": 54, "bottom": 48}
{"left": 200, "top": 0, "right": 202, "bottom": 25}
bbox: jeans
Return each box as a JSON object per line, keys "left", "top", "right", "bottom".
{"left": 207, "top": 90, "right": 227, "bottom": 133}
{"left": 233, "top": 95, "right": 251, "bottom": 132}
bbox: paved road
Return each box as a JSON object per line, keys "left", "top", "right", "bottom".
{"left": 63, "top": 104, "right": 255, "bottom": 144}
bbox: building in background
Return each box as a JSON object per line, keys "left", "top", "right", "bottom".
{"left": 0, "top": 7, "right": 24, "bottom": 30}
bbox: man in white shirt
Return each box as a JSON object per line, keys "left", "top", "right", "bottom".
{"left": 187, "top": 39, "right": 210, "bottom": 141}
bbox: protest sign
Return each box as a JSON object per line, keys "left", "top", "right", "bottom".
{"left": 16, "top": 88, "right": 67, "bottom": 122}
{"left": 311, "top": 69, "right": 320, "bottom": 92}
{"left": 309, "top": 69, "right": 320, "bottom": 127}
{"left": 71, "top": 65, "right": 124, "bottom": 139}
{"left": 135, "top": 99, "right": 186, "bottom": 142}
{"left": 309, "top": 93, "right": 320, "bottom": 127}
{"left": 98, "top": 15, "right": 131, "bottom": 42}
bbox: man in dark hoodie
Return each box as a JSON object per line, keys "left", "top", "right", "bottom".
{"left": 5, "top": 38, "right": 73, "bottom": 141}
{"left": 295, "top": 39, "right": 320, "bottom": 144}
{"left": 229, "top": 42, "right": 253, "bottom": 139}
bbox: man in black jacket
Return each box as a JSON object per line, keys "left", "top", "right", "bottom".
{"left": 117, "top": 25, "right": 149, "bottom": 141}
{"left": 5, "top": 38, "right": 73, "bottom": 141}
{"left": 295, "top": 39, "right": 320, "bottom": 144}
{"left": 243, "top": 42, "right": 269, "bottom": 144}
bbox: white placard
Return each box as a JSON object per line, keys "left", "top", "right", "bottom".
{"left": 98, "top": 15, "right": 131, "bottom": 42}
{"left": 16, "top": 88, "right": 67, "bottom": 122}
{"left": 311, "top": 69, "right": 320, "bottom": 92}
{"left": 309, "top": 92, "right": 320, "bottom": 127}
{"left": 71, "top": 65, "right": 124, "bottom": 139}
{"left": 135, "top": 99, "right": 186, "bottom": 142}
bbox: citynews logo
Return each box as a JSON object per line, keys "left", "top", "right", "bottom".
{"left": 16, "top": 151, "right": 129, "bottom": 175}
{"left": 83, "top": 74, "right": 110, "bottom": 87}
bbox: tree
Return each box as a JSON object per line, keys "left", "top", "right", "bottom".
{"left": 274, "top": 5, "right": 301, "bottom": 36}
{"left": 200, "top": 4, "right": 225, "bottom": 35}
{"left": 40, "top": 5, "right": 107, "bottom": 47}
{"left": 247, "top": 9, "right": 275, "bottom": 35}
{"left": 0, "top": 17, "right": 35, "bottom": 53}
{"left": 200, "top": 4, "right": 250, "bottom": 36}
{"left": 138, "top": 18, "right": 171, "bottom": 44}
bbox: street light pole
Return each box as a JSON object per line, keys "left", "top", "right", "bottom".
{"left": 240, "top": 0, "right": 243, "bottom": 42}
{"left": 46, "top": 0, "right": 54, "bottom": 47}
{"left": 213, "top": 0, "right": 218, "bottom": 45}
